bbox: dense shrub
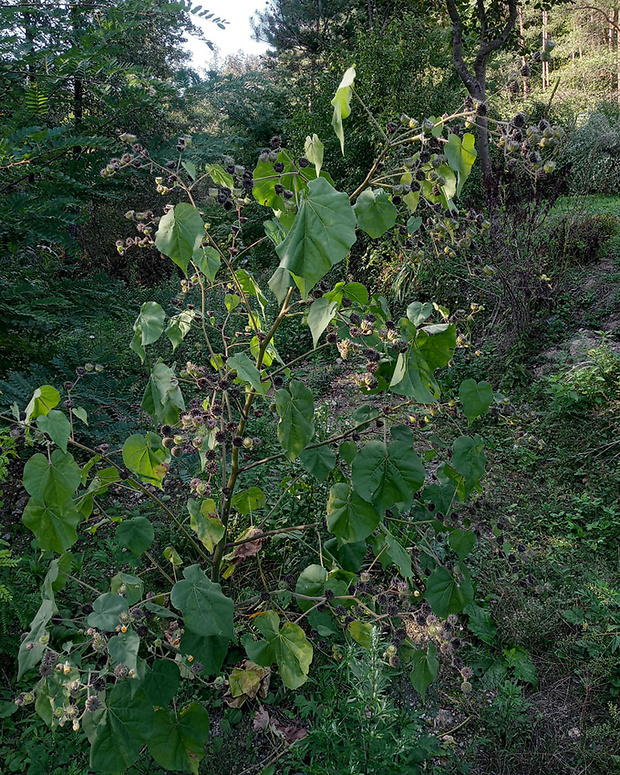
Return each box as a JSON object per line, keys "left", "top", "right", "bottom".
{"left": 561, "top": 110, "right": 620, "bottom": 194}
{"left": 549, "top": 210, "right": 619, "bottom": 266}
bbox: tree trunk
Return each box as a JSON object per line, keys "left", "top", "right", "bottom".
{"left": 542, "top": 10, "right": 549, "bottom": 90}
{"left": 519, "top": 4, "right": 528, "bottom": 98}
{"left": 444, "top": 0, "right": 517, "bottom": 201}
{"left": 473, "top": 60, "right": 493, "bottom": 193}
{"left": 617, "top": 4, "right": 620, "bottom": 105}
{"left": 71, "top": 2, "right": 83, "bottom": 155}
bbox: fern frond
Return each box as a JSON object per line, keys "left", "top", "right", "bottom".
{"left": 0, "top": 584, "right": 13, "bottom": 604}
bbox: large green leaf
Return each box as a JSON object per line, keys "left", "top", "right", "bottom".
{"left": 377, "top": 528, "right": 414, "bottom": 577}
{"left": 171, "top": 564, "right": 234, "bottom": 640}
{"left": 109, "top": 574, "right": 141, "bottom": 610}
{"left": 324, "top": 537, "right": 366, "bottom": 572}
{"left": 42, "top": 553, "right": 71, "bottom": 599}
{"left": 23, "top": 449, "right": 81, "bottom": 504}
{"left": 504, "top": 646, "right": 538, "bottom": 688}
{"left": 445, "top": 133, "right": 477, "bottom": 197}
{"left": 122, "top": 433, "right": 168, "bottom": 488}
{"left": 116, "top": 516, "right": 154, "bottom": 556}
{"left": 339, "top": 440, "right": 357, "bottom": 464}
{"left": 141, "top": 361, "right": 185, "bottom": 427}
{"left": 400, "top": 172, "right": 420, "bottom": 212}
{"left": 228, "top": 352, "right": 268, "bottom": 395}
{"left": 331, "top": 65, "right": 356, "bottom": 154}
{"left": 193, "top": 245, "right": 221, "bottom": 282}
{"left": 348, "top": 620, "right": 373, "bottom": 648}
{"left": 344, "top": 281, "right": 369, "bottom": 305}
{"left": 459, "top": 379, "right": 493, "bottom": 421}
{"left": 89, "top": 683, "right": 154, "bottom": 774}
{"left": 36, "top": 410, "right": 71, "bottom": 454}
{"left": 304, "top": 133, "right": 324, "bottom": 176}
{"left": 416, "top": 324, "right": 457, "bottom": 369}
{"left": 205, "top": 163, "right": 234, "bottom": 189}
{"left": 182, "top": 160, "right": 197, "bottom": 180}
{"left": 465, "top": 603, "right": 497, "bottom": 645}
{"left": 269, "top": 265, "right": 295, "bottom": 305}
{"left": 225, "top": 293, "right": 240, "bottom": 312}
{"left": 295, "top": 564, "right": 328, "bottom": 612}
{"left": 155, "top": 203, "right": 205, "bottom": 274}
{"left": 449, "top": 528, "right": 477, "bottom": 561}
{"left": 253, "top": 151, "right": 315, "bottom": 211}
{"left": 25, "top": 385, "right": 60, "bottom": 422}
{"left": 17, "top": 599, "right": 54, "bottom": 679}
{"left": 22, "top": 496, "right": 81, "bottom": 553}
{"left": 307, "top": 296, "right": 338, "bottom": 348}
{"left": 264, "top": 217, "right": 288, "bottom": 246}
{"left": 425, "top": 566, "right": 474, "bottom": 618}
{"left": 390, "top": 325, "right": 456, "bottom": 401}
{"left": 166, "top": 310, "right": 195, "bottom": 351}
{"left": 406, "top": 302, "right": 433, "bottom": 327}
{"left": 352, "top": 404, "right": 381, "bottom": 428}
{"left": 367, "top": 530, "right": 413, "bottom": 577}
{"left": 390, "top": 338, "right": 437, "bottom": 398}
{"left": 88, "top": 593, "right": 129, "bottom": 631}
{"left": 142, "top": 660, "right": 180, "bottom": 707}
{"left": 299, "top": 445, "right": 336, "bottom": 482}
{"left": 244, "top": 611, "right": 313, "bottom": 690}
{"left": 326, "top": 483, "right": 380, "bottom": 544}
{"left": 420, "top": 165, "right": 457, "bottom": 207}
{"left": 272, "top": 177, "right": 356, "bottom": 300}
{"left": 148, "top": 704, "right": 210, "bottom": 773}
{"left": 354, "top": 189, "right": 398, "bottom": 238}
{"left": 409, "top": 644, "right": 439, "bottom": 700}
{"left": 230, "top": 488, "right": 266, "bottom": 515}
{"left": 275, "top": 380, "right": 315, "bottom": 460}
{"left": 450, "top": 434, "right": 486, "bottom": 499}
{"left": 187, "top": 499, "right": 224, "bottom": 553}
{"left": 130, "top": 301, "right": 166, "bottom": 362}
{"left": 351, "top": 439, "right": 425, "bottom": 513}
{"left": 236, "top": 269, "right": 268, "bottom": 318}
{"left": 179, "top": 630, "right": 230, "bottom": 677}
{"left": 406, "top": 215, "right": 423, "bottom": 235}
{"left": 108, "top": 629, "right": 140, "bottom": 672}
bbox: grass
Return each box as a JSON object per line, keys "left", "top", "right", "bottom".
{"left": 553, "top": 194, "right": 620, "bottom": 216}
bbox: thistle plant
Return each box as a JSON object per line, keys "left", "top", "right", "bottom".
{"left": 4, "top": 67, "right": 499, "bottom": 773}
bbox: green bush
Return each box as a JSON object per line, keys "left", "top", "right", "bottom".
{"left": 561, "top": 110, "right": 620, "bottom": 195}
{"left": 549, "top": 210, "right": 619, "bottom": 266}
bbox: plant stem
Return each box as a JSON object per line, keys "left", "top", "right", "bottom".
{"left": 264, "top": 342, "right": 330, "bottom": 381}
{"left": 211, "top": 288, "right": 295, "bottom": 581}
{"left": 224, "top": 522, "right": 320, "bottom": 549}
{"left": 144, "top": 550, "right": 175, "bottom": 585}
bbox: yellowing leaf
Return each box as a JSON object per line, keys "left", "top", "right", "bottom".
{"left": 331, "top": 65, "right": 356, "bottom": 154}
